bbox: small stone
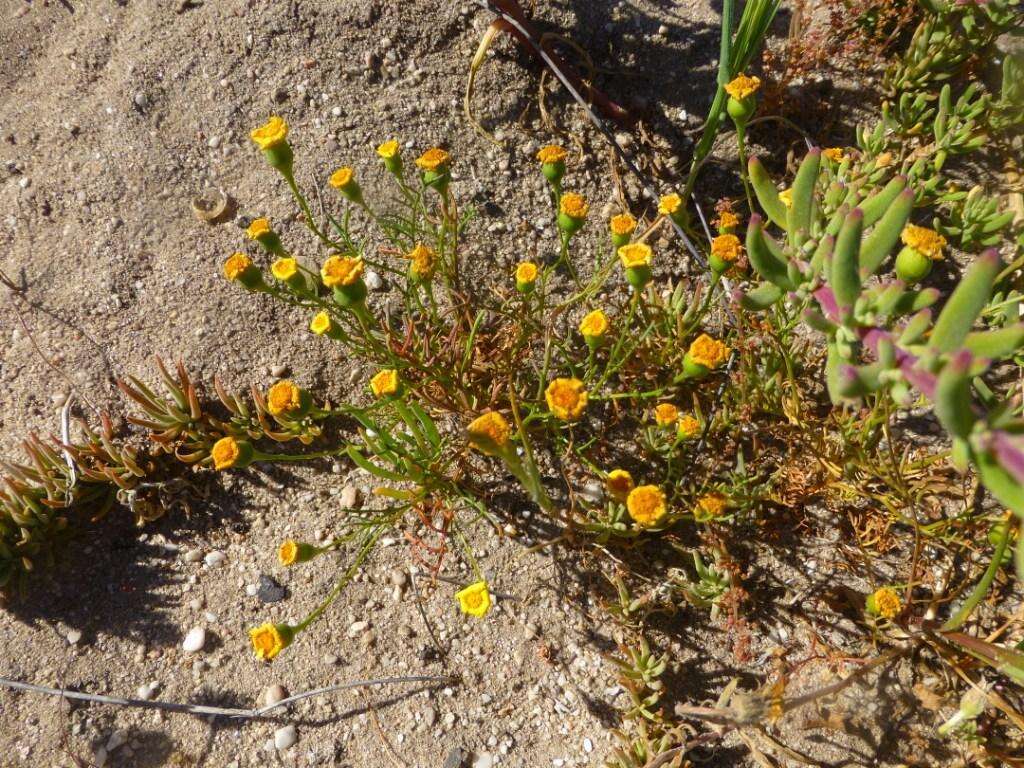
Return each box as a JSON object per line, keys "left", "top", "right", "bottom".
{"left": 272, "top": 86, "right": 289, "bottom": 104}
{"left": 389, "top": 569, "right": 408, "bottom": 588}
{"left": 93, "top": 746, "right": 108, "bottom": 767}
{"left": 348, "top": 620, "right": 370, "bottom": 638}
{"left": 136, "top": 682, "right": 158, "bottom": 700}
{"left": 181, "top": 626, "right": 206, "bottom": 653}
{"left": 257, "top": 575, "right": 288, "bottom": 604}
{"left": 245, "top": 584, "right": 259, "bottom": 597}
{"left": 65, "top": 629, "right": 83, "bottom": 646}
{"left": 274, "top": 725, "right": 297, "bottom": 751}
{"left": 658, "top": 24, "right": 669, "bottom": 36}
{"left": 183, "top": 549, "right": 203, "bottom": 564}
{"left": 264, "top": 684, "right": 288, "bottom": 707}
{"left": 443, "top": 747, "right": 470, "bottom": 768}
{"left": 424, "top": 705, "right": 438, "bottom": 727}
{"left": 323, "top": 653, "right": 339, "bottom": 665}
{"left": 204, "top": 550, "right": 226, "bottom": 567}
{"left": 473, "top": 752, "right": 495, "bottom": 768}
{"left": 339, "top": 485, "right": 361, "bottom": 509}
{"left": 133, "top": 92, "right": 149, "bottom": 110}
{"left": 365, "top": 270, "right": 383, "bottom": 291}
{"left": 583, "top": 737, "right": 594, "bottom": 753}
{"left": 271, "top": 363, "right": 289, "bottom": 378}
{"left": 105, "top": 729, "right": 128, "bottom": 752}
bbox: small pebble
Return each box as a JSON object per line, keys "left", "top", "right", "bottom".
{"left": 264, "top": 684, "right": 288, "bottom": 707}
{"left": 365, "top": 270, "right": 383, "bottom": 291}
{"left": 204, "top": 550, "right": 226, "bottom": 567}
{"left": 105, "top": 730, "right": 128, "bottom": 752}
{"left": 274, "top": 725, "right": 297, "bottom": 751}
{"left": 181, "top": 626, "right": 206, "bottom": 653}
{"left": 183, "top": 549, "right": 203, "bottom": 564}
{"left": 271, "top": 363, "right": 289, "bottom": 378}
{"left": 65, "top": 629, "right": 83, "bottom": 646}
{"left": 340, "top": 485, "right": 361, "bottom": 509}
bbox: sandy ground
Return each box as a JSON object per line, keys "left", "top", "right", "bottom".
{"left": 0, "top": 1, "right": 980, "bottom": 766}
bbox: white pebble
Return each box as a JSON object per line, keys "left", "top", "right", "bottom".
{"left": 181, "top": 626, "right": 206, "bottom": 653}
{"left": 264, "top": 684, "right": 288, "bottom": 707}
{"left": 65, "top": 629, "right": 83, "bottom": 645}
{"left": 105, "top": 730, "right": 128, "bottom": 752}
{"left": 204, "top": 551, "right": 226, "bottom": 567}
{"left": 274, "top": 725, "right": 297, "bottom": 751}
{"left": 365, "top": 270, "right": 383, "bottom": 291}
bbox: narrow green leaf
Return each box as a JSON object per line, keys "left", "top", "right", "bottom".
{"left": 930, "top": 250, "right": 1001, "bottom": 353}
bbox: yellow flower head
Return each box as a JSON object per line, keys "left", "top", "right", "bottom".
{"left": 467, "top": 411, "right": 512, "bottom": 454}
{"left": 654, "top": 402, "right": 679, "bottom": 427}
{"left": 610, "top": 213, "right": 637, "bottom": 236}
{"left": 559, "top": 192, "right": 589, "bottom": 219}
{"left": 618, "top": 242, "right": 653, "bottom": 269}
{"left": 778, "top": 188, "right": 793, "bottom": 208}
{"left": 627, "top": 485, "right": 666, "bottom": 527}
{"left": 329, "top": 166, "right": 355, "bottom": 189}
{"left": 310, "top": 311, "right": 333, "bottom": 335}
{"left": 211, "top": 436, "right": 241, "bottom": 470}
{"left": 901, "top": 224, "right": 946, "bottom": 260}
{"left": 658, "top": 193, "right": 682, "bottom": 216}
{"left": 321, "top": 255, "right": 364, "bottom": 287}
{"left": 677, "top": 414, "right": 701, "bottom": 439}
{"left": 875, "top": 151, "right": 894, "bottom": 169}
{"left": 718, "top": 211, "right": 741, "bottom": 230}
{"left": 823, "top": 147, "right": 846, "bottom": 163}
{"left": 870, "top": 586, "right": 902, "bottom": 619}
{"left": 695, "top": 492, "right": 728, "bottom": 520}
{"left": 271, "top": 257, "right": 298, "bottom": 281}
{"left": 250, "top": 115, "right": 289, "bottom": 150}
{"left": 515, "top": 262, "right": 539, "bottom": 285}
{"left": 579, "top": 309, "right": 609, "bottom": 338}
{"left": 223, "top": 253, "right": 253, "bottom": 281}
{"left": 267, "top": 380, "right": 302, "bottom": 416}
{"left": 246, "top": 217, "right": 272, "bottom": 241}
{"left": 415, "top": 147, "right": 450, "bottom": 172}
{"left": 688, "top": 333, "right": 730, "bottom": 369}
{"left": 370, "top": 369, "right": 399, "bottom": 398}
{"left": 724, "top": 74, "right": 761, "bottom": 101}
{"left": 278, "top": 540, "right": 299, "bottom": 567}
{"left": 377, "top": 139, "right": 400, "bottom": 159}
{"left": 249, "top": 622, "right": 291, "bottom": 661}
{"left": 545, "top": 377, "right": 588, "bottom": 421}
{"left": 606, "top": 469, "right": 635, "bottom": 502}
{"left": 406, "top": 243, "right": 436, "bottom": 279}
{"left": 710, "top": 234, "right": 742, "bottom": 263}
{"left": 455, "top": 581, "right": 492, "bottom": 618}
{"left": 536, "top": 145, "right": 568, "bottom": 164}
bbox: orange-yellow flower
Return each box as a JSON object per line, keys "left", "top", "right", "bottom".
{"left": 328, "top": 167, "right": 355, "bottom": 189}
{"left": 377, "top": 139, "right": 400, "bottom": 159}
{"left": 627, "top": 485, "right": 666, "bottom": 527}
{"left": 658, "top": 193, "right": 682, "bottom": 216}
{"left": 406, "top": 243, "right": 436, "bottom": 280}
{"left": 321, "top": 255, "right": 364, "bottom": 287}
{"left": 536, "top": 145, "right": 567, "bottom": 164}
{"left": 695, "top": 492, "right": 727, "bottom": 520}
{"left": 223, "top": 253, "right": 253, "bottom": 281}
{"left": 606, "top": 469, "right": 635, "bottom": 502}
{"left": 545, "top": 378, "right": 588, "bottom": 421}
{"left": 718, "top": 211, "right": 740, "bottom": 231}
{"left": 415, "top": 147, "right": 450, "bottom": 172}
{"left": 249, "top": 622, "right": 293, "bottom": 661}
{"left": 211, "top": 436, "right": 241, "bottom": 470}
{"left": 579, "top": 309, "right": 609, "bottom": 339}
{"left": 687, "top": 334, "right": 731, "bottom": 369}
{"left": 267, "top": 380, "right": 302, "bottom": 416}
{"left": 559, "top": 192, "right": 589, "bottom": 219}
{"left": 823, "top": 147, "right": 847, "bottom": 163}
{"left": 369, "top": 369, "right": 399, "bottom": 398}
{"left": 618, "top": 242, "right": 653, "bottom": 268}
{"left": 654, "top": 403, "right": 679, "bottom": 427}
{"left": 677, "top": 415, "right": 701, "bottom": 439}
{"left": 271, "top": 257, "right": 298, "bottom": 281}
{"left": 900, "top": 224, "right": 946, "bottom": 260}
{"left": 246, "top": 217, "right": 272, "bottom": 241}
{"left": 250, "top": 116, "right": 289, "bottom": 150}
{"left": 278, "top": 540, "right": 299, "bottom": 566}
{"left": 467, "top": 411, "right": 512, "bottom": 454}
{"left": 869, "top": 586, "right": 902, "bottom": 619}
{"left": 779, "top": 188, "right": 793, "bottom": 208}
{"left": 610, "top": 213, "right": 637, "bottom": 236}
{"left": 515, "top": 262, "right": 538, "bottom": 285}
{"left": 724, "top": 74, "right": 761, "bottom": 100}
{"left": 455, "top": 581, "right": 492, "bottom": 618}
{"left": 710, "top": 234, "right": 742, "bottom": 264}
{"left": 309, "top": 312, "right": 333, "bottom": 335}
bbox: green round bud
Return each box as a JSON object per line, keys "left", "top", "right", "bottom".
{"left": 624, "top": 264, "right": 652, "bottom": 289}
{"left": 726, "top": 96, "right": 755, "bottom": 125}
{"left": 558, "top": 211, "right": 584, "bottom": 237}
{"left": 682, "top": 353, "right": 710, "bottom": 379}
{"left": 262, "top": 142, "right": 294, "bottom": 176}
{"left": 894, "top": 246, "right": 933, "bottom": 284}
{"left": 333, "top": 279, "right": 368, "bottom": 308}
{"left": 542, "top": 161, "right": 565, "bottom": 186}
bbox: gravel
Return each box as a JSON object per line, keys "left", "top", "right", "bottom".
{"left": 181, "top": 627, "right": 206, "bottom": 653}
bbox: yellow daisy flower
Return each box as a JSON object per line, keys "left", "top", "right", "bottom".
{"left": 627, "top": 485, "right": 666, "bottom": 527}
{"left": 724, "top": 74, "right": 761, "bottom": 100}
{"left": 618, "top": 242, "right": 653, "bottom": 268}
{"left": 246, "top": 217, "right": 272, "bottom": 241}
{"left": 271, "top": 257, "right": 298, "bottom": 281}
{"left": 455, "top": 581, "right": 492, "bottom": 618}
{"left": 778, "top": 188, "right": 793, "bottom": 208}
{"left": 309, "top": 311, "right": 333, "bottom": 335}
{"left": 278, "top": 540, "right": 299, "bottom": 566}
{"left": 467, "top": 411, "right": 512, "bottom": 455}
{"left": 710, "top": 234, "right": 742, "bottom": 263}
{"left": 695, "top": 492, "right": 728, "bottom": 520}
{"left": 266, "top": 380, "right": 302, "bottom": 416}
{"left": 559, "top": 192, "right": 589, "bottom": 219}
{"left": 610, "top": 213, "right": 637, "bottom": 236}
{"left": 249, "top": 622, "right": 293, "bottom": 661}
{"left": 822, "top": 147, "right": 846, "bottom": 163}
{"left": 869, "top": 586, "right": 902, "bottom": 619}
{"left": 687, "top": 333, "right": 730, "bottom": 369}
{"left": 328, "top": 167, "right": 355, "bottom": 189}
{"left": 211, "top": 436, "right": 241, "bottom": 470}
{"left": 545, "top": 378, "right": 588, "bottom": 421}
{"left": 415, "top": 147, "right": 450, "bottom": 172}
{"left": 579, "top": 309, "right": 609, "bottom": 339}
{"left": 658, "top": 193, "right": 682, "bottom": 216}
{"left": 223, "top": 253, "right": 253, "bottom": 281}
{"left": 321, "top": 255, "right": 364, "bottom": 287}
{"left": 677, "top": 414, "right": 701, "bottom": 439}
{"left": 536, "top": 145, "right": 568, "bottom": 164}
{"left": 250, "top": 116, "right": 289, "bottom": 150}
{"left": 515, "top": 262, "right": 539, "bottom": 285}
{"left": 606, "top": 469, "right": 635, "bottom": 502}
{"left": 377, "top": 139, "right": 400, "bottom": 159}
{"left": 369, "top": 369, "right": 399, "bottom": 398}
{"left": 406, "top": 243, "right": 436, "bottom": 280}
{"left": 654, "top": 403, "right": 679, "bottom": 427}
{"left": 717, "top": 211, "right": 740, "bottom": 231}
{"left": 900, "top": 224, "right": 946, "bottom": 260}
